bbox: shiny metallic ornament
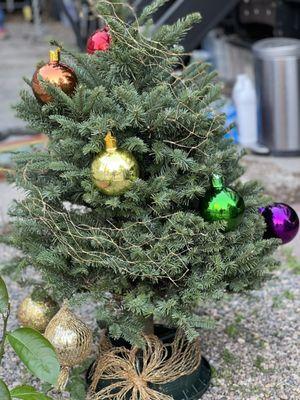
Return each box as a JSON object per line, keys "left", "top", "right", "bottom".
{"left": 17, "top": 291, "right": 59, "bottom": 333}
{"left": 44, "top": 303, "right": 93, "bottom": 390}
{"left": 86, "top": 26, "right": 112, "bottom": 54}
{"left": 259, "top": 203, "right": 299, "bottom": 244}
{"left": 32, "top": 48, "right": 77, "bottom": 104}
{"left": 200, "top": 174, "right": 245, "bottom": 231}
{"left": 91, "top": 132, "right": 139, "bottom": 196}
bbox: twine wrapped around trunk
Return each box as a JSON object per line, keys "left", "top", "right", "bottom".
{"left": 87, "top": 329, "right": 201, "bottom": 400}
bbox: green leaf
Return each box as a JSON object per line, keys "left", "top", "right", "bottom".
{"left": 65, "top": 360, "right": 89, "bottom": 400}
{"left": 7, "top": 328, "right": 60, "bottom": 385}
{"left": 0, "top": 276, "right": 9, "bottom": 314}
{"left": 66, "top": 376, "right": 86, "bottom": 400}
{"left": 0, "top": 379, "right": 11, "bottom": 400}
{"left": 10, "top": 385, "right": 52, "bottom": 400}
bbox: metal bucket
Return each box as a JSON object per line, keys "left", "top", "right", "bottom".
{"left": 253, "top": 38, "right": 300, "bottom": 156}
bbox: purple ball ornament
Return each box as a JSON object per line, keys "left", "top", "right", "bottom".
{"left": 259, "top": 203, "right": 299, "bottom": 244}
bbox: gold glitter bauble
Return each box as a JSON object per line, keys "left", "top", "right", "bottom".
{"left": 91, "top": 132, "right": 139, "bottom": 196}
{"left": 44, "top": 303, "right": 93, "bottom": 390}
{"left": 17, "top": 292, "right": 59, "bottom": 332}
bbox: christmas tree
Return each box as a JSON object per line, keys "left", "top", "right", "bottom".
{"left": 5, "top": 0, "right": 278, "bottom": 351}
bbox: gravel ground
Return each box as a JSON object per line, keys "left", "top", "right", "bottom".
{"left": 201, "top": 263, "right": 300, "bottom": 400}
{"left": 0, "top": 242, "right": 299, "bottom": 400}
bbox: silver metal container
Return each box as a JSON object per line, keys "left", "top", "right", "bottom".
{"left": 253, "top": 38, "right": 300, "bottom": 156}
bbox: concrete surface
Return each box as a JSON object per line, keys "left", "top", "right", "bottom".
{"left": 242, "top": 155, "right": 300, "bottom": 203}
{"left": 0, "top": 17, "right": 76, "bottom": 133}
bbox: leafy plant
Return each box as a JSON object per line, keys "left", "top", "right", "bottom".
{"left": 0, "top": 276, "right": 60, "bottom": 399}
{"left": 0, "top": 383, "right": 53, "bottom": 400}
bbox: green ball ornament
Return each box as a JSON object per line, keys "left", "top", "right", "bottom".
{"left": 200, "top": 174, "right": 245, "bottom": 231}
{"left": 91, "top": 132, "right": 139, "bottom": 196}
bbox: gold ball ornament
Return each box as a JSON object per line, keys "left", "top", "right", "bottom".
{"left": 44, "top": 303, "right": 93, "bottom": 390}
{"left": 91, "top": 132, "right": 139, "bottom": 196}
{"left": 17, "top": 291, "right": 59, "bottom": 333}
{"left": 32, "top": 48, "right": 77, "bottom": 104}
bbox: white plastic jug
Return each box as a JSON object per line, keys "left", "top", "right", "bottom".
{"left": 233, "top": 74, "right": 258, "bottom": 147}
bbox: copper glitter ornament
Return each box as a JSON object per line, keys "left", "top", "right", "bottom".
{"left": 91, "top": 132, "right": 139, "bottom": 196}
{"left": 32, "top": 48, "right": 77, "bottom": 104}
{"left": 44, "top": 303, "right": 93, "bottom": 390}
{"left": 17, "top": 291, "right": 59, "bottom": 333}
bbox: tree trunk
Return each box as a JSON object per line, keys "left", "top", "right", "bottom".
{"left": 143, "top": 315, "right": 154, "bottom": 335}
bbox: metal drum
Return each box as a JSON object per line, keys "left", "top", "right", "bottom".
{"left": 253, "top": 38, "right": 300, "bottom": 156}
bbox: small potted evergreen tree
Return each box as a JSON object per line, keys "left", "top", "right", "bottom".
{"left": 3, "top": 1, "right": 285, "bottom": 398}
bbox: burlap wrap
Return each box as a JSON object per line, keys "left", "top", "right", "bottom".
{"left": 87, "top": 330, "right": 201, "bottom": 400}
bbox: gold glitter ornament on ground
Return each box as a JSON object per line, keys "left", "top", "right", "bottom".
{"left": 32, "top": 47, "right": 77, "bottom": 104}
{"left": 44, "top": 303, "right": 93, "bottom": 390}
{"left": 17, "top": 291, "right": 59, "bottom": 333}
{"left": 91, "top": 132, "right": 139, "bottom": 196}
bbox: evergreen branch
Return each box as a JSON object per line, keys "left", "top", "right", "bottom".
{"left": 136, "top": 0, "right": 170, "bottom": 26}
{"left": 153, "top": 13, "right": 201, "bottom": 48}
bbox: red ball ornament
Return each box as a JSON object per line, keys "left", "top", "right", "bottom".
{"left": 86, "top": 26, "right": 112, "bottom": 54}
{"left": 32, "top": 48, "right": 77, "bottom": 104}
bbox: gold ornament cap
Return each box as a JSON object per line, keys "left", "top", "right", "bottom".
{"left": 105, "top": 131, "right": 117, "bottom": 152}
{"left": 49, "top": 47, "right": 61, "bottom": 63}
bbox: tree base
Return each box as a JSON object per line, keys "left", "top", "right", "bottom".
{"left": 87, "top": 324, "right": 211, "bottom": 399}
{"left": 151, "top": 355, "right": 211, "bottom": 400}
